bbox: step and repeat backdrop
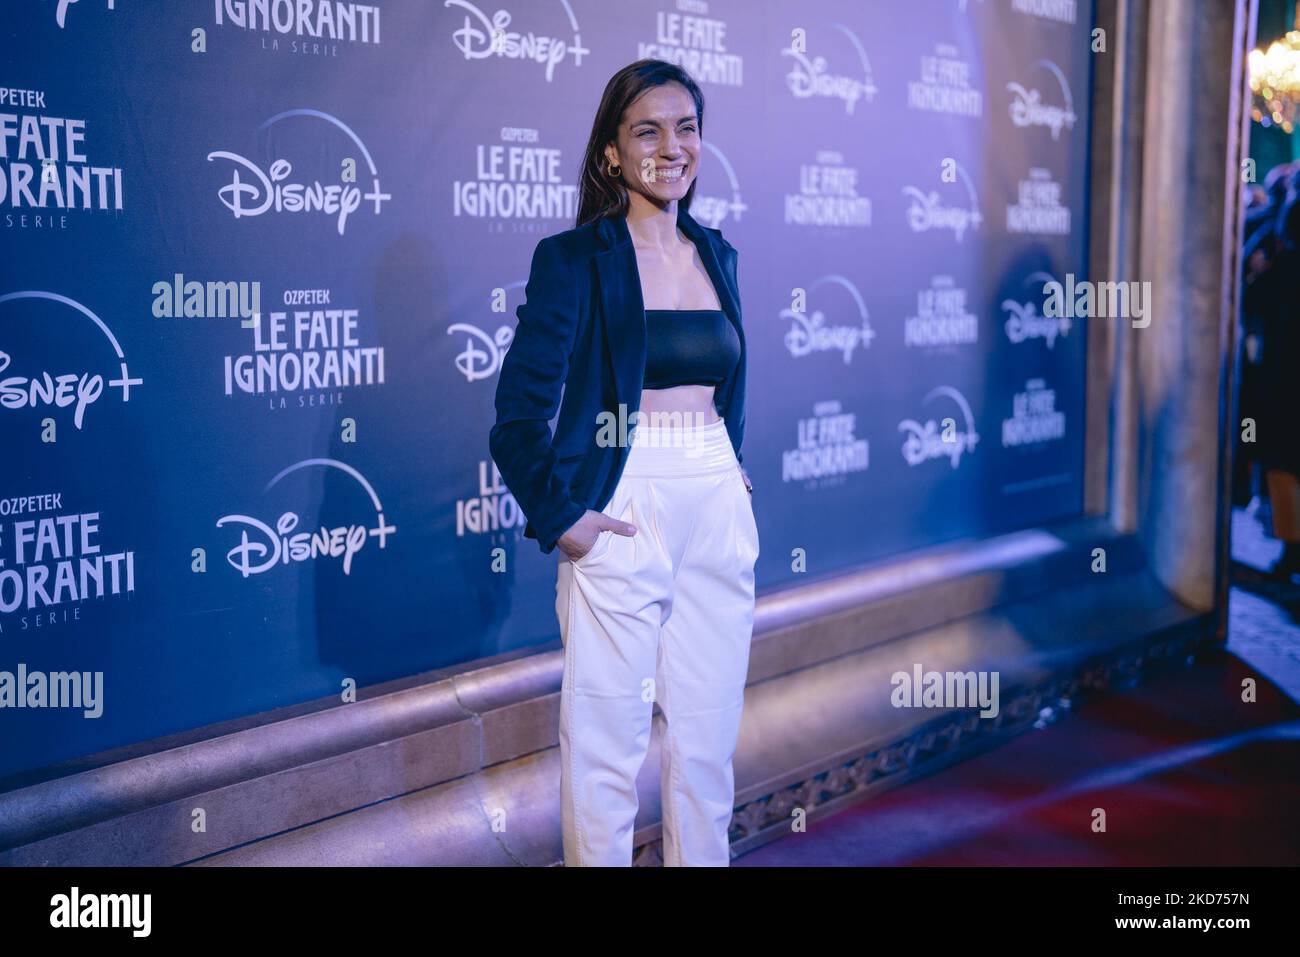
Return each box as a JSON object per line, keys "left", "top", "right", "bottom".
{"left": 1, "top": 0, "right": 1093, "bottom": 782}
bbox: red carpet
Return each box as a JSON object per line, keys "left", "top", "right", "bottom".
{"left": 736, "top": 647, "right": 1300, "bottom": 866}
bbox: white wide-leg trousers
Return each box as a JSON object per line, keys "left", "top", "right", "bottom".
{"left": 555, "top": 417, "right": 759, "bottom": 867}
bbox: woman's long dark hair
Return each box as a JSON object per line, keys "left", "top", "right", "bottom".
{"left": 576, "top": 59, "right": 706, "bottom": 228}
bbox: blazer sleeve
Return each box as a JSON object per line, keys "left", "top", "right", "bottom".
{"left": 726, "top": 245, "right": 745, "bottom": 467}
{"left": 489, "top": 236, "right": 589, "bottom": 553}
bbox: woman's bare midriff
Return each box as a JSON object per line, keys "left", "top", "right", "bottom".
{"left": 637, "top": 384, "right": 720, "bottom": 427}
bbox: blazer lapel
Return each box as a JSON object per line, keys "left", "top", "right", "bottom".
{"left": 677, "top": 206, "right": 741, "bottom": 332}
{"left": 594, "top": 214, "right": 644, "bottom": 413}
{"left": 594, "top": 205, "right": 742, "bottom": 416}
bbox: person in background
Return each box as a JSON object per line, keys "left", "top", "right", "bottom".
{"left": 1243, "top": 161, "right": 1300, "bottom": 580}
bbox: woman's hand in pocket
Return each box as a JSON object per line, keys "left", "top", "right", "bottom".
{"left": 558, "top": 509, "right": 638, "bottom": 563}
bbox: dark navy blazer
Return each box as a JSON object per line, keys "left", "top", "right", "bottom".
{"left": 489, "top": 204, "right": 745, "bottom": 554}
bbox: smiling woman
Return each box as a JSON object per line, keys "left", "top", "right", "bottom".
{"left": 490, "top": 59, "right": 757, "bottom": 868}
{"left": 593, "top": 75, "right": 741, "bottom": 439}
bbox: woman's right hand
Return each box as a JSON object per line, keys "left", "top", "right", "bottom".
{"left": 558, "top": 509, "right": 638, "bottom": 563}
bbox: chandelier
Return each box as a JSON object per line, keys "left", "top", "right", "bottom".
{"left": 1250, "top": 4, "right": 1300, "bottom": 134}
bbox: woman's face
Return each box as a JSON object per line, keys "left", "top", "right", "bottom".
{"left": 605, "top": 82, "right": 700, "bottom": 208}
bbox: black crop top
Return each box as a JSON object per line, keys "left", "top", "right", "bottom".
{"left": 642, "top": 309, "right": 741, "bottom": 390}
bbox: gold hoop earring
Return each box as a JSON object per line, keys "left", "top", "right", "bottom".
{"left": 606, "top": 160, "right": 621, "bottom": 178}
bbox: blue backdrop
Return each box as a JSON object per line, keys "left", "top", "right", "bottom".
{"left": 1, "top": 0, "right": 1093, "bottom": 784}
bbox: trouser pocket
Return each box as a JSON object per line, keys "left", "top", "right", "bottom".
{"left": 733, "top": 469, "right": 759, "bottom": 559}
{"left": 571, "top": 478, "right": 629, "bottom": 568}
